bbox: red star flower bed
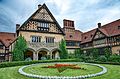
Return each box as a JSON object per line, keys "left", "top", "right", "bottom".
{"left": 42, "top": 64, "right": 85, "bottom": 73}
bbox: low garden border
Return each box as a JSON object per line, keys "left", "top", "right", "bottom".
{"left": 18, "top": 62, "right": 107, "bottom": 79}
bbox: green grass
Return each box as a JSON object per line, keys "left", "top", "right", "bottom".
{"left": 23, "top": 64, "right": 102, "bottom": 76}
{"left": 0, "top": 64, "right": 120, "bottom": 79}
{"left": 0, "top": 66, "right": 34, "bottom": 79}
{"left": 88, "top": 64, "right": 120, "bottom": 79}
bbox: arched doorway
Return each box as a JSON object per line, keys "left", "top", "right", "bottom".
{"left": 51, "top": 48, "right": 60, "bottom": 59}
{"left": 37, "top": 48, "right": 49, "bottom": 60}
{"left": 24, "top": 48, "right": 34, "bottom": 60}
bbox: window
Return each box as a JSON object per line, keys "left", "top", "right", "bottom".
{"left": 91, "top": 34, "right": 93, "bottom": 37}
{"left": 37, "top": 22, "right": 49, "bottom": 32}
{"left": 46, "top": 37, "right": 54, "bottom": 43}
{"left": 84, "top": 36, "right": 87, "bottom": 39}
{"left": 0, "top": 42, "right": 3, "bottom": 49}
{"left": 31, "top": 36, "right": 41, "bottom": 42}
{"left": 118, "top": 26, "right": 120, "bottom": 29}
{"left": 69, "top": 35, "right": 73, "bottom": 38}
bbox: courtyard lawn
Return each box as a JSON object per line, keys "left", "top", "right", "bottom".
{"left": 0, "top": 64, "right": 120, "bottom": 79}
{"left": 88, "top": 64, "right": 120, "bottom": 79}
{"left": 23, "top": 64, "right": 102, "bottom": 76}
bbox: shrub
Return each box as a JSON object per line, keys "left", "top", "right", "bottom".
{"left": 108, "top": 55, "right": 120, "bottom": 62}
{"left": 0, "top": 59, "right": 80, "bottom": 68}
{"left": 97, "top": 56, "right": 107, "bottom": 62}
{"left": 41, "top": 57, "right": 47, "bottom": 60}
{"left": 92, "top": 48, "right": 99, "bottom": 59}
{"left": 74, "top": 48, "right": 83, "bottom": 59}
{"left": 104, "top": 48, "right": 111, "bottom": 60}
{"left": 68, "top": 53, "right": 75, "bottom": 59}
{"left": 25, "top": 57, "right": 32, "bottom": 61}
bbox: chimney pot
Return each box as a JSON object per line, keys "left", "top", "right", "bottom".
{"left": 98, "top": 23, "right": 101, "bottom": 28}
{"left": 38, "top": 4, "right": 41, "bottom": 8}
{"left": 16, "top": 24, "right": 20, "bottom": 30}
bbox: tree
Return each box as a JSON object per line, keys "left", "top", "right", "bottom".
{"left": 74, "top": 48, "right": 83, "bottom": 59}
{"left": 12, "top": 35, "right": 27, "bottom": 61}
{"left": 91, "top": 48, "right": 99, "bottom": 59}
{"left": 104, "top": 48, "right": 111, "bottom": 60}
{"left": 59, "top": 39, "right": 68, "bottom": 59}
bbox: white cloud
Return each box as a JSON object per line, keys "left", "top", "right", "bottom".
{"left": 45, "top": 0, "right": 72, "bottom": 14}
{"left": 1, "top": 0, "right": 120, "bottom": 32}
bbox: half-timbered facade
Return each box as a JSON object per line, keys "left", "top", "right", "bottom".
{"left": 13, "top": 4, "right": 65, "bottom": 60}
{"left": 0, "top": 32, "right": 16, "bottom": 62}
{"left": 81, "top": 20, "right": 120, "bottom": 55}
{"left": 0, "top": 4, "right": 120, "bottom": 62}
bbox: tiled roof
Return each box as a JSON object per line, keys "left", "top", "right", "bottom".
{"left": 81, "top": 19, "right": 120, "bottom": 44}
{"left": 0, "top": 32, "right": 16, "bottom": 47}
{"left": 100, "top": 19, "right": 120, "bottom": 36}
{"left": 65, "top": 30, "right": 82, "bottom": 41}
{"left": 81, "top": 29, "right": 96, "bottom": 43}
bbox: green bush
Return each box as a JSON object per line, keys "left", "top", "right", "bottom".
{"left": 68, "top": 53, "right": 75, "bottom": 59}
{"left": 0, "top": 59, "right": 81, "bottom": 68}
{"left": 59, "top": 39, "right": 68, "bottom": 59}
{"left": 97, "top": 56, "right": 107, "bottom": 62}
{"left": 108, "top": 55, "right": 120, "bottom": 62}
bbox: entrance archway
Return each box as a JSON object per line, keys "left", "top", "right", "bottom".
{"left": 37, "top": 48, "right": 49, "bottom": 60}
{"left": 24, "top": 48, "right": 34, "bottom": 60}
{"left": 51, "top": 48, "right": 60, "bottom": 59}
{"left": 38, "top": 51, "right": 47, "bottom": 60}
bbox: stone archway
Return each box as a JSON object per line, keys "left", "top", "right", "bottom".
{"left": 24, "top": 48, "right": 35, "bottom": 60}
{"left": 37, "top": 48, "right": 49, "bottom": 60}
{"left": 51, "top": 48, "right": 60, "bottom": 59}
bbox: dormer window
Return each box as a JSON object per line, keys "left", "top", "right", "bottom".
{"left": 70, "top": 35, "right": 73, "bottom": 38}
{"left": 85, "top": 36, "right": 87, "bottom": 39}
{"left": 91, "top": 35, "right": 93, "bottom": 37}
{"left": 118, "top": 26, "right": 120, "bottom": 29}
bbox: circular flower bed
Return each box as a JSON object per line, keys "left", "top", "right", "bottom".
{"left": 18, "top": 62, "right": 107, "bottom": 79}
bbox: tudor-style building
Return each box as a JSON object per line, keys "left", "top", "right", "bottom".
{"left": 62, "top": 19, "right": 82, "bottom": 53}
{"left": 81, "top": 20, "right": 120, "bottom": 55}
{"left": 0, "top": 32, "right": 16, "bottom": 62}
{"left": 0, "top": 3, "right": 120, "bottom": 62}
{"left": 10, "top": 4, "right": 65, "bottom": 60}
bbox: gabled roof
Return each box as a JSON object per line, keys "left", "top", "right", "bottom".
{"left": 81, "top": 29, "right": 96, "bottom": 43}
{"left": 0, "top": 32, "right": 16, "bottom": 47}
{"left": 17, "top": 3, "right": 65, "bottom": 35}
{"left": 100, "top": 19, "right": 120, "bottom": 36}
{"left": 81, "top": 19, "right": 120, "bottom": 44}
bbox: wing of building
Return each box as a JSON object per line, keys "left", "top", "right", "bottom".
{"left": 0, "top": 4, "right": 120, "bottom": 62}
{"left": 0, "top": 32, "right": 16, "bottom": 62}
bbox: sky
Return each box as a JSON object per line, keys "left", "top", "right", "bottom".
{"left": 0, "top": 0, "right": 120, "bottom": 33}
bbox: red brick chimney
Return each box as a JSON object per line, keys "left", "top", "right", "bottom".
{"left": 98, "top": 23, "right": 101, "bottom": 28}
{"left": 63, "top": 19, "right": 74, "bottom": 28}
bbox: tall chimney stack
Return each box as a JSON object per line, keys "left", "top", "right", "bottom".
{"left": 98, "top": 23, "right": 101, "bottom": 28}
{"left": 16, "top": 24, "right": 20, "bottom": 31}
{"left": 63, "top": 19, "right": 74, "bottom": 28}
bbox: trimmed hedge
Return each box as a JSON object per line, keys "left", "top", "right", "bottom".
{"left": 0, "top": 59, "right": 81, "bottom": 68}
{"left": 87, "top": 60, "right": 120, "bottom": 65}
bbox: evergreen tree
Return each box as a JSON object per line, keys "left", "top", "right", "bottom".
{"left": 104, "top": 48, "right": 111, "bottom": 60}
{"left": 59, "top": 39, "right": 68, "bottom": 59}
{"left": 74, "top": 48, "right": 82, "bottom": 59}
{"left": 12, "top": 35, "right": 27, "bottom": 61}
{"left": 92, "top": 48, "right": 99, "bottom": 58}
